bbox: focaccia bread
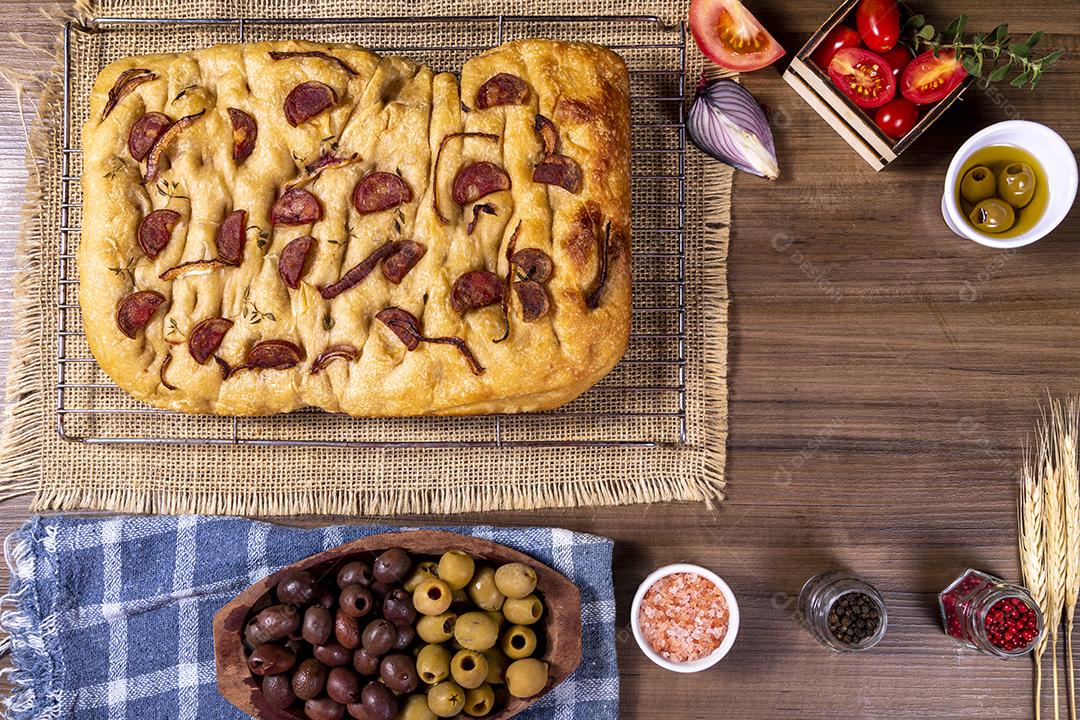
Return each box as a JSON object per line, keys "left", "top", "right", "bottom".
{"left": 78, "top": 39, "right": 631, "bottom": 416}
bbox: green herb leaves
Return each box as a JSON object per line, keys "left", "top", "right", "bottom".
{"left": 905, "top": 14, "right": 1061, "bottom": 89}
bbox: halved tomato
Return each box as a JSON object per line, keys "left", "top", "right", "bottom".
{"left": 901, "top": 50, "right": 968, "bottom": 105}
{"left": 827, "top": 47, "right": 896, "bottom": 109}
{"left": 812, "top": 25, "right": 861, "bottom": 70}
{"left": 689, "top": 0, "right": 786, "bottom": 72}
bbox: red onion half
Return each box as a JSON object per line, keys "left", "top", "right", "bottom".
{"left": 687, "top": 79, "right": 779, "bottom": 180}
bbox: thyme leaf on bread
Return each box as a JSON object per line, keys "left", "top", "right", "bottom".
{"left": 905, "top": 15, "right": 1062, "bottom": 88}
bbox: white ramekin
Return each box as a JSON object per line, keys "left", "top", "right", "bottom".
{"left": 630, "top": 563, "right": 740, "bottom": 673}
{"left": 941, "top": 120, "right": 1077, "bottom": 249}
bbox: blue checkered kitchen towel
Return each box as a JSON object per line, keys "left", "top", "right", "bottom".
{"left": 0, "top": 515, "right": 618, "bottom": 720}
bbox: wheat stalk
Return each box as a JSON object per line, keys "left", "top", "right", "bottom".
{"left": 1059, "top": 399, "right": 1080, "bottom": 720}
{"left": 1044, "top": 408, "right": 1068, "bottom": 720}
{"left": 1023, "top": 441, "right": 1049, "bottom": 720}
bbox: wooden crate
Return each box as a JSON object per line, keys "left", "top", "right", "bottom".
{"left": 783, "top": 0, "right": 969, "bottom": 170}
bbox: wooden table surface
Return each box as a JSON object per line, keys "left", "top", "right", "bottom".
{"left": 1, "top": 2, "right": 1078, "bottom": 718}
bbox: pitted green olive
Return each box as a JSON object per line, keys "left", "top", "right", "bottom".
{"left": 482, "top": 649, "right": 509, "bottom": 684}
{"left": 416, "top": 643, "right": 451, "bottom": 685}
{"left": 501, "top": 625, "right": 537, "bottom": 660}
{"left": 969, "top": 198, "right": 1016, "bottom": 234}
{"left": 505, "top": 658, "right": 549, "bottom": 699}
{"left": 438, "top": 551, "right": 475, "bottom": 591}
{"left": 454, "top": 612, "right": 500, "bottom": 651}
{"left": 404, "top": 561, "right": 440, "bottom": 593}
{"left": 416, "top": 612, "right": 457, "bottom": 644}
{"left": 503, "top": 595, "right": 544, "bottom": 626}
{"left": 960, "top": 165, "right": 997, "bottom": 204}
{"left": 449, "top": 650, "right": 488, "bottom": 689}
{"left": 466, "top": 566, "right": 505, "bottom": 612}
{"left": 426, "top": 681, "right": 465, "bottom": 718}
{"left": 463, "top": 684, "right": 495, "bottom": 717}
{"left": 998, "top": 161, "right": 1037, "bottom": 208}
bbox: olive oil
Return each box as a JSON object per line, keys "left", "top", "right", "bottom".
{"left": 956, "top": 144, "right": 1048, "bottom": 239}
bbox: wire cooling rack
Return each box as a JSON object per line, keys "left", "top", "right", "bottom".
{"left": 57, "top": 14, "right": 690, "bottom": 449}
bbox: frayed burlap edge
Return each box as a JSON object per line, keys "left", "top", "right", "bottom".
{"left": 0, "top": 4, "right": 730, "bottom": 517}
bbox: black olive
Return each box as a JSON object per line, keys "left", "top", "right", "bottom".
{"left": 361, "top": 619, "right": 397, "bottom": 656}
{"left": 304, "top": 697, "right": 344, "bottom": 720}
{"left": 247, "top": 643, "right": 296, "bottom": 676}
{"left": 252, "top": 604, "right": 299, "bottom": 642}
{"left": 313, "top": 643, "right": 353, "bottom": 667}
{"left": 276, "top": 570, "right": 317, "bottom": 605}
{"left": 373, "top": 549, "right": 412, "bottom": 584}
{"left": 261, "top": 673, "right": 295, "bottom": 709}
{"left": 326, "top": 666, "right": 362, "bottom": 704}
{"left": 392, "top": 624, "right": 416, "bottom": 651}
{"left": 335, "top": 610, "right": 361, "bottom": 650}
{"left": 303, "top": 606, "right": 334, "bottom": 646}
{"left": 336, "top": 561, "right": 373, "bottom": 589}
{"left": 340, "top": 585, "right": 374, "bottom": 619}
{"left": 379, "top": 653, "right": 418, "bottom": 694}
{"left": 291, "top": 658, "right": 327, "bottom": 701}
{"left": 353, "top": 648, "right": 380, "bottom": 676}
{"left": 382, "top": 588, "right": 417, "bottom": 627}
{"left": 360, "top": 681, "right": 398, "bottom": 720}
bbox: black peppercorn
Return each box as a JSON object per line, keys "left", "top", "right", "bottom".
{"left": 827, "top": 592, "right": 881, "bottom": 647}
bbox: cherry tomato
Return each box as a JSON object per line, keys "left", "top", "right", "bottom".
{"left": 874, "top": 98, "right": 919, "bottom": 138}
{"left": 901, "top": 50, "right": 968, "bottom": 105}
{"left": 689, "top": 0, "right": 786, "bottom": 72}
{"left": 855, "top": 0, "right": 901, "bottom": 53}
{"left": 827, "top": 47, "right": 896, "bottom": 109}
{"left": 880, "top": 47, "right": 912, "bottom": 80}
{"left": 812, "top": 25, "right": 861, "bottom": 70}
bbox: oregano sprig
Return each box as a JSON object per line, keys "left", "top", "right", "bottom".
{"left": 905, "top": 15, "right": 1062, "bottom": 89}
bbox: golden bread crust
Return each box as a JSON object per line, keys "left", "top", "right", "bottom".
{"left": 79, "top": 39, "right": 631, "bottom": 416}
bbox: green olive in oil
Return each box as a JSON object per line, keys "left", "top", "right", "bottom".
{"left": 956, "top": 144, "right": 1048, "bottom": 239}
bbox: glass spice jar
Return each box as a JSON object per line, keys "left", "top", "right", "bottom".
{"left": 938, "top": 568, "right": 1044, "bottom": 658}
{"left": 798, "top": 570, "right": 888, "bottom": 652}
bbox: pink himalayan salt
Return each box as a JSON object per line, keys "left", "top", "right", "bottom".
{"left": 639, "top": 572, "right": 729, "bottom": 663}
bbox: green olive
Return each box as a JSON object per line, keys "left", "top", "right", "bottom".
{"left": 482, "top": 649, "right": 509, "bottom": 684}
{"left": 505, "top": 658, "right": 549, "bottom": 699}
{"left": 417, "top": 612, "right": 457, "bottom": 644}
{"left": 501, "top": 625, "right": 537, "bottom": 660}
{"left": 998, "top": 161, "right": 1037, "bottom": 208}
{"left": 438, "top": 551, "right": 476, "bottom": 591}
{"left": 463, "top": 684, "right": 495, "bottom": 717}
{"left": 467, "top": 566, "right": 505, "bottom": 612}
{"left": 404, "top": 561, "right": 440, "bottom": 593}
{"left": 416, "top": 643, "right": 451, "bottom": 685}
{"left": 414, "top": 578, "right": 454, "bottom": 616}
{"left": 454, "top": 612, "right": 500, "bottom": 651}
{"left": 960, "top": 165, "right": 997, "bottom": 204}
{"left": 426, "top": 681, "right": 466, "bottom": 718}
{"left": 450, "top": 650, "right": 489, "bottom": 690}
{"left": 494, "top": 563, "right": 537, "bottom": 599}
{"left": 502, "top": 595, "right": 544, "bottom": 626}
{"left": 398, "top": 693, "right": 437, "bottom": 720}
{"left": 969, "top": 198, "right": 1016, "bottom": 234}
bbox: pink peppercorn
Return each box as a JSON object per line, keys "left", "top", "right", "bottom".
{"left": 938, "top": 569, "right": 1043, "bottom": 658}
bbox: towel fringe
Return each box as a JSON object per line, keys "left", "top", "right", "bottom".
{"left": 1, "top": 522, "right": 61, "bottom": 720}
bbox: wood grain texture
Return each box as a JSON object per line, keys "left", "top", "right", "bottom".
{"left": 213, "top": 530, "right": 581, "bottom": 720}
{"left": 0, "top": 1, "right": 1078, "bottom": 718}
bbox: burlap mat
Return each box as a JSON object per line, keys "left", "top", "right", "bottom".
{"left": 0, "top": 0, "right": 730, "bottom": 516}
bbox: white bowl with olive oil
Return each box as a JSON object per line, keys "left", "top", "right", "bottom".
{"left": 942, "top": 120, "right": 1077, "bottom": 249}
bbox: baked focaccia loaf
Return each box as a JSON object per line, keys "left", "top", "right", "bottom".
{"left": 78, "top": 39, "right": 631, "bottom": 416}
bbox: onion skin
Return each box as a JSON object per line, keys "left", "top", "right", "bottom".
{"left": 687, "top": 79, "right": 779, "bottom": 180}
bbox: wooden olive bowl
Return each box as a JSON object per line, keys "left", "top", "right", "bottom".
{"left": 213, "top": 530, "right": 583, "bottom": 720}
